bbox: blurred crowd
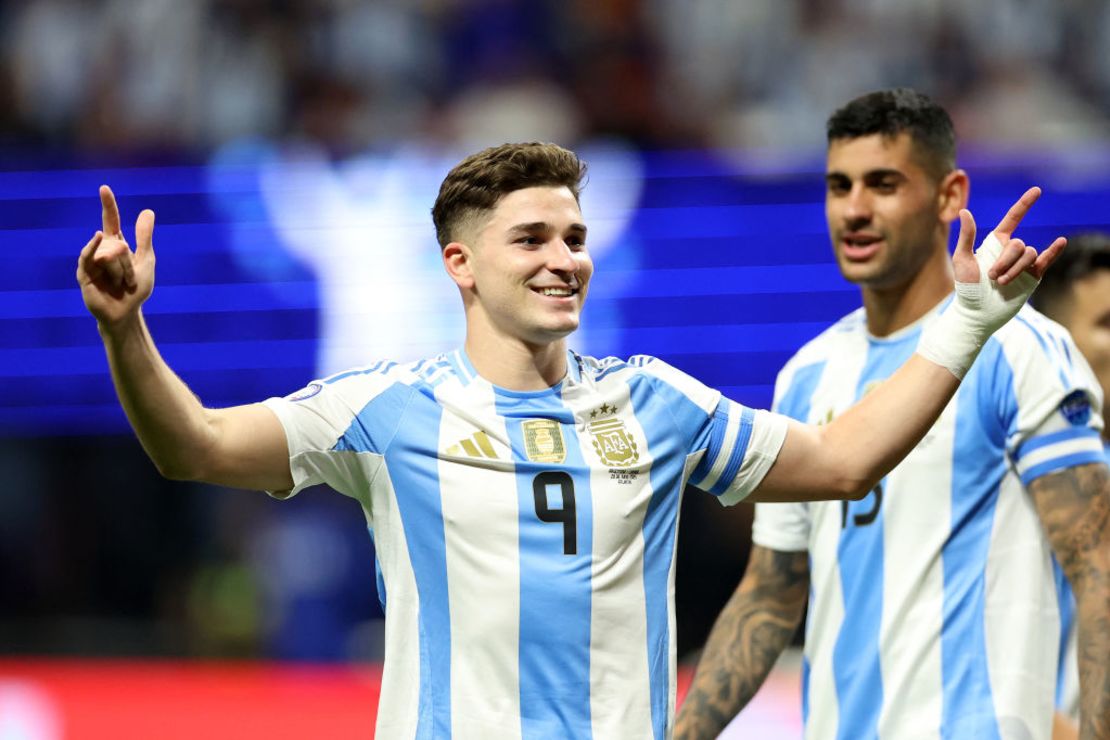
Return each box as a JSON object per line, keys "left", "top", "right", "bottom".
{"left": 2, "top": 0, "right": 1110, "bottom": 156}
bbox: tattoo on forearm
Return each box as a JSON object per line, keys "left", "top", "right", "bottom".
{"left": 674, "top": 546, "right": 809, "bottom": 740}
{"left": 1029, "top": 463, "right": 1110, "bottom": 740}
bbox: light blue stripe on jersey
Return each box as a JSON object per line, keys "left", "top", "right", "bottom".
{"left": 710, "top": 407, "right": 754, "bottom": 496}
{"left": 1023, "top": 450, "right": 1109, "bottom": 485}
{"left": 770, "top": 360, "right": 824, "bottom": 727}
{"left": 1053, "top": 560, "right": 1074, "bottom": 707}
{"left": 941, "top": 339, "right": 1009, "bottom": 740}
{"left": 335, "top": 381, "right": 452, "bottom": 738}
{"left": 832, "top": 332, "right": 913, "bottom": 740}
{"left": 369, "top": 528, "right": 387, "bottom": 610}
{"left": 496, "top": 388, "right": 594, "bottom": 739}
{"left": 628, "top": 374, "right": 713, "bottom": 739}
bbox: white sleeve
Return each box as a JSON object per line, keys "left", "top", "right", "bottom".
{"left": 710, "top": 405, "right": 789, "bottom": 506}
{"left": 751, "top": 500, "right": 811, "bottom": 552}
{"left": 262, "top": 373, "right": 400, "bottom": 502}
{"left": 996, "top": 312, "right": 1105, "bottom": 484}
{"left": 630, "top": 355, "right": 788, "bottom": 505}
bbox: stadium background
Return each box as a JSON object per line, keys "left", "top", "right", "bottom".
{"left": 1, "top": 1, "right": 1109, "bottom": 737}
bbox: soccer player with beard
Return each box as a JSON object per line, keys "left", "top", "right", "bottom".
{"left": 675, "top": 90, "right": 1109, "bottom": 740}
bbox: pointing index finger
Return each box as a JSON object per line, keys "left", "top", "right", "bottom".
{"left": 992, "top": 186, "right": 1041, "bottom": 242}
{"left": 100, "top": 185, "right": 122, "bottom": 237}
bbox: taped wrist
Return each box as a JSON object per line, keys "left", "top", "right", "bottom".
{"left": 917, "top": 233, "right": 1039, "bottom": 379}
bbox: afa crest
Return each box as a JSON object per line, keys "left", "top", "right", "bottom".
{"left": 587, "top": 404, "right": 640, "bottom": 468}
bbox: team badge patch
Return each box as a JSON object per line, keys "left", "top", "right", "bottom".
{"left": 286, "top": 382, "right": 323, "bottom": 402}
{"left": 1059, "top": 389, "right": 1092, "bottom": 426}
{"left": 522, "top": 419, "right": 566, "bottom": 463}
{"left": 588, "top": 404, "right": 640, "bottom": 468}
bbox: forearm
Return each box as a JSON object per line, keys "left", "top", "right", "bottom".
{"left": 674, "top": 548, "right": 808, "bottom": 739}
{"left": 757, "top": 353, "right": 961, "bottom": 502}
{"left": 1076, "top": 587, "right": 1110, "bottom": 740}
{"left": 1030, "top": 463, "right": 1110, "bottom": 740}
{"left": 100, "top": 311, "right": 216, "bottom": 480}
{"left": 1073, "top": 505, "right": 1110, "bottom": 740}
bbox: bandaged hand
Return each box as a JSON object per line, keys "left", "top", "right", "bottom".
{"left": 917, "top": 188, "right": 1066, "bottom": 379}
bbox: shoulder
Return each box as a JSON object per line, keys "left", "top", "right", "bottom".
{"left": 776, "top": 308, "right": 864, "bottom": 384}
{"left": 574, "top": 352, "right": 720, "bottom": 411}
{"left": 981, "top": 304, "right": 1091, "bottom": 384}
{"left": 292, "top": 353, "right": 465, "bottom": 404}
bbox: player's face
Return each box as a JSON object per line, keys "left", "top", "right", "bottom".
{"left": 825, "top": 133, "right": 949, "bottom": 289}
{"left": 1063, "top": 270, "right": 1110, "bottom": 427}
{"left": 466, "top": 185, "right": 593, "bottom": 345}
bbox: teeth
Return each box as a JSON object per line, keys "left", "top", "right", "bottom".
{"left": 540, "top": 288, "right": 573, "bottom": 296}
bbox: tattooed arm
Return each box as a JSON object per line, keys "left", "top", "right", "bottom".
{"left": 1029, "top": 462, "right": 1110, "bottom": 740}
{"left": 674, "top": 545, "right": 809, "bottom": 740}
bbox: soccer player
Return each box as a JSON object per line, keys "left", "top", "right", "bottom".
{"left": 673, "top": 90, "right": 1110, "bottom": 740}
{"left": 1031, "top": 232, "right": 1110, "bottom": 738}
{"left": 79, "top": 141, "right": 1064, "bottom": 739}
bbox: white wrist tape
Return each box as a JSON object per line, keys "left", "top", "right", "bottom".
{"left": 917, "top": 233, "right": 1039, "bottom": 379}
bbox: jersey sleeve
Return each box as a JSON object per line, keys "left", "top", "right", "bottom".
{"left": 751, "top": 500, "right": 811, "bottom": 552}
{"left": 994, "top": 313, "right": 1106, "bottom": 485}
{"left": 630, "top": 355, "right": 788, "bottom": 505}
{"left": 262, "top": 369, "right": 408, "bottom": 502}
{"left": 687, "top": 402, "right": 789, "bottom": 505}
{"left": 747, "top": 354, "right": 817, "bottom": 549}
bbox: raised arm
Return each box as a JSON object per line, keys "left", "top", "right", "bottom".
{"left": 753, "top": 188, "right": 1066, "bottom": 502}
{"left": 77, "top": 186, "right": 293, "bottom": 492}
{"left": 673, "top": 545, "right": 809, "bottom": 739}
{"left": 1029, "top": 463, "right": 1110, "bottom": 740}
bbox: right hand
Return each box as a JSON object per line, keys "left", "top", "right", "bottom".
{"left": 76, "top": 185, "right": 156, "bottom": 328}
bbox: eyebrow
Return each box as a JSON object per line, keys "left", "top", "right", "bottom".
{"left": 825, "top": 168, "right": 906, "bottom": 182}
{"left": 507, "top": 221, "right": 588, "bottom": 236}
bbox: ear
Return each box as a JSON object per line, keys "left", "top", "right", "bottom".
{"left": 442, "top": 241, "right": 475, "bottom": 289}
{"left": 937, "top": 168, "right": 970, "bottom": 224}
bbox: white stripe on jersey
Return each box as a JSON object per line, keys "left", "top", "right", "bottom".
{"left": 435, "top": 381, "right": 525, "bottom": 739}
{"left": 369, "top": 467, "right": 422, "bottom": 739}
{"left": 876, "top": 416, "right": 953, "bottom": 738}
{"left": 982, "top": 473, "right": 1058, "bottom": 738}
{"left": 802, "top": 500, "right": 844, "bottom": 740}
{"left": 562, "top": 378, "right": 657, "bottom": 739}
{"left": 1016, "top": 435, "right": 1105, "bottom": 478}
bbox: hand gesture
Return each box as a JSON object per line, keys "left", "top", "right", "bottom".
{"left": 76, "top": 186, "right": 156, "bottom": 328}
{"left": 951, "top": 186, "right": 1066, "bottom": 287}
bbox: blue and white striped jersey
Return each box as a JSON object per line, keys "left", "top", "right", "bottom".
{"left": 265, "top": 349, "right": 787, "bottom": 739}
{"left": 752, "top": 301, "right": 1105, "bottom": 740}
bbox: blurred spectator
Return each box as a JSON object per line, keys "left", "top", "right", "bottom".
{"left": 3, "top": 0, "right": 1108, "bottom": 154}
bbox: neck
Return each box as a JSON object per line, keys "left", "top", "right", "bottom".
{"left": 861, "top": 249, "right": 954, "bottom": 337}
{"left": 464, "top": 332, "right": 569, "bottom": 390}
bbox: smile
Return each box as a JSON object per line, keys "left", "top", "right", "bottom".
{"left": 534, "top": 287, "right": 577, "bottom": 297}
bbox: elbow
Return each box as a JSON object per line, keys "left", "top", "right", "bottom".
{"left": 838, "top": 480, "right": 875, "bottom": 501}
{"left": 827, "top": 468, "right": 877, "bottom": 501}
{"left": 150, "top": 456, "right": 201, "bottom": 482}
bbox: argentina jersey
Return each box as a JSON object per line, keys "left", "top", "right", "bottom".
{"left": 752, "top": 301, "right": 1105, "bottom": 740}
{"left": 264, "top": 349, "right": 787, "bottom": 739}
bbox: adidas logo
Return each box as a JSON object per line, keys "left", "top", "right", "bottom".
{"left": 445, "top": 431, "right": 499, "bottom": 459}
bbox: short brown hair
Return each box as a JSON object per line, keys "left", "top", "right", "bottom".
{"left": 432, "top": 142, "right": 587, "bottom": 248}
